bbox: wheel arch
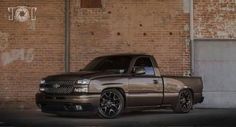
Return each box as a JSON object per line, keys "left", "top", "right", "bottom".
{"left": 180, "top": 88, "right": 194, "bottom": 100}
{"left": 102, "top": 87, "right": 126, "bottom": 108}
{"left": 173, "top": 88, "right": 194, "bottom": 113}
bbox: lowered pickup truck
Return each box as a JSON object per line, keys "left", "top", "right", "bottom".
{"left": 36, "top": 53, "right": 204, "bottom": 118}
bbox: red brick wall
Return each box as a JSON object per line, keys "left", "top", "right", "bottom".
{"left": 70, "top": 0, "right": 191, "bottom": 76}
{"left": 0, "top": 0, "right": 192, "bottom": 109}
{"left": 194, "top": 0, "right": 236, "bottom": 39}
{"left": 0, "top": 0, "right": 65, "bottom": 109}
{"left": 0, "top": 0, "right": 234, "bottom": 109}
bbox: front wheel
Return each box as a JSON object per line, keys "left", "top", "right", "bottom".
{"left": 97, "top": 89, "right": 124, "bottom": 119}
{"left": 173, "top": 89, "right": 193, "bottom": 113}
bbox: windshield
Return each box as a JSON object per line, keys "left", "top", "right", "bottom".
{"left": 83, "top": 56, "right": 132, "bottom": 73}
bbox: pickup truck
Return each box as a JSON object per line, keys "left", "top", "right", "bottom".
{"left": 36, "top": 53, "right": 204, "bottom": 118}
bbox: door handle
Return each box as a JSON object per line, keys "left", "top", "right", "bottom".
{"left": 153, "top": 79, "right": 158, "bottom": 84}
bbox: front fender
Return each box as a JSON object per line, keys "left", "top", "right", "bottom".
{"left": 88, "top": 77, "right": 128, "bottom": 93}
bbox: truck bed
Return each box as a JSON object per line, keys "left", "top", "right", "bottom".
{"left": 162, "top": 75, "right": 203, "bottom": 104}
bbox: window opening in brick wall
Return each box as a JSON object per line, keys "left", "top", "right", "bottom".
{"left": 81, "top": 0, "right": 102, "bottom": 8}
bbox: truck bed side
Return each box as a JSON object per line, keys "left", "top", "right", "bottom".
{"left": 162, "top": 76, "right": 203, "bottom": 104}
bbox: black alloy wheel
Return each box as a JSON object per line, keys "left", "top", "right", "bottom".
{"left": 98, "top": 89, "right": 124, "bottom": 119}
{"left": 173, "top": 89, "right": 193, "bottom": 113}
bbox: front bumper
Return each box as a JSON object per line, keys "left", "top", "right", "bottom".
{"left": 35, "top": 93, "right": 100, "bottom": 113}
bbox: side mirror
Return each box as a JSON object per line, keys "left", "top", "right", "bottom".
{"left": 133, "top": 67, "right": 145, "bottom": 75}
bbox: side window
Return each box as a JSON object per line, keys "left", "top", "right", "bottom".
{"left": 134, "top": 57, "right": 155, "bottom": 76}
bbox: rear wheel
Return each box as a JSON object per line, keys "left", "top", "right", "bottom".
{"left": 173, "top": 89, "right": 193, "bottom": 113}
{"left": 97, "top": 89, "right": 124, "bottom": 119}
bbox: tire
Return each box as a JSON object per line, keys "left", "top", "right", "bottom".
{"left": 173, "top": 89, "right": 193, "bottom": 113}
{"left": 97, "top": 89, "right": 124, "bottom": 119}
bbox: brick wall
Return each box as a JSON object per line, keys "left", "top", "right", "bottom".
{"left": 0, "top": 0, "right": 65, "bottom": 109}
{"left": 0, "top": 0, "right": 219, "bottom": 109}
{"left": 194, "top": 0, "right": 236, "bottom": 39}
{"left": 70, "top": 0, "right": 191, "bottom": 76}
{"left": 0, "top": 0, "right": 191, "bottom": 109}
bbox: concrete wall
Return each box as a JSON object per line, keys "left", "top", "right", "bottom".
{"left": 193, "top": 0, "right": 236, "bottom": 108}
{"left": 194, "top": 40, "right": 236, "bottom": 108}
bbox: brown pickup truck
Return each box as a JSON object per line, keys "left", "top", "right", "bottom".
{"left": 36, "top": 53, "right": 204, "bottom": 118}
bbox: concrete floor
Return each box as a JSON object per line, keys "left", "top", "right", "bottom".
{"left": 0, "top": 108, "right": 236, "bottom": 127}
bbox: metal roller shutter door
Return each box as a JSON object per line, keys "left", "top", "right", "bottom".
{"left": 194, "top": 40, "right": 236, "bottom": 108}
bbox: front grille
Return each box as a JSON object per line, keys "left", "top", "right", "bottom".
{"left": 45, "top": 85, "right": 74, "bottom": 94}
{"left": 46, "top": 80, "right": 75, "bottom": 86}
{"left": 43, "top": 80, "right": 75, "bottom": 95}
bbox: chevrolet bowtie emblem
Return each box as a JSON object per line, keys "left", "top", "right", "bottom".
{"left": 53, "top": 84, "right": 60, "bottom": 88}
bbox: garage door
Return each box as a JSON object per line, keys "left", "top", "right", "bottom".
{"left": 194, "top": 40, "right": 236, "bottom": 108}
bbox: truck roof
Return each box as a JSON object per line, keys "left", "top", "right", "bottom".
{"left": 100, "top": 53, "right": 152, "bottom": 57}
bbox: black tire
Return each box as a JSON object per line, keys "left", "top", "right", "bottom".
{"left": 97, "top": 89, "right": 124, "bottom": 119}
{"left": 173, "top": 89, "right": 193, "bottom": 113}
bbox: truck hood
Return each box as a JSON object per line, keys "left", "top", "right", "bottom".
{"left": 44, "top": 71, "right": 123, "bottom": 81}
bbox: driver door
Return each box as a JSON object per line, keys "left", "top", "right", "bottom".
{"left": 127, "top": 57, "right": 163, "bottom": 107}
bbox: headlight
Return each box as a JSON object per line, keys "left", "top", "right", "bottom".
{"left": 77, "top": 79, "right": 90, "bottom": 85}
{"left": 40, "top": 80, "right": 45, "bottom": 84}
{"left": 39, "top": 87, "right": 46, "bottom": 92}
{"left": 74, "top": 87, "right": 88, "bottom": 93}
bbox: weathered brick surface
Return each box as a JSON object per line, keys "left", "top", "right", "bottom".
{"left": 70, "top": 0, "right": 191, "bottom": 76}
{"left": 0, "top": 0, "right": 65, "bottom": 109}
{"left": 194, "top": 0, "right": 236, "bottom": 39}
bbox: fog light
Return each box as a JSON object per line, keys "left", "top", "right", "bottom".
{"left": 39, "top": 87, "right": 45, "bottom": 92}
{"left": 74, "top": 88, "right": 88, "bottom": 93}
{"left": 75, "top": 105, "right": 83, "bottom": 111}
